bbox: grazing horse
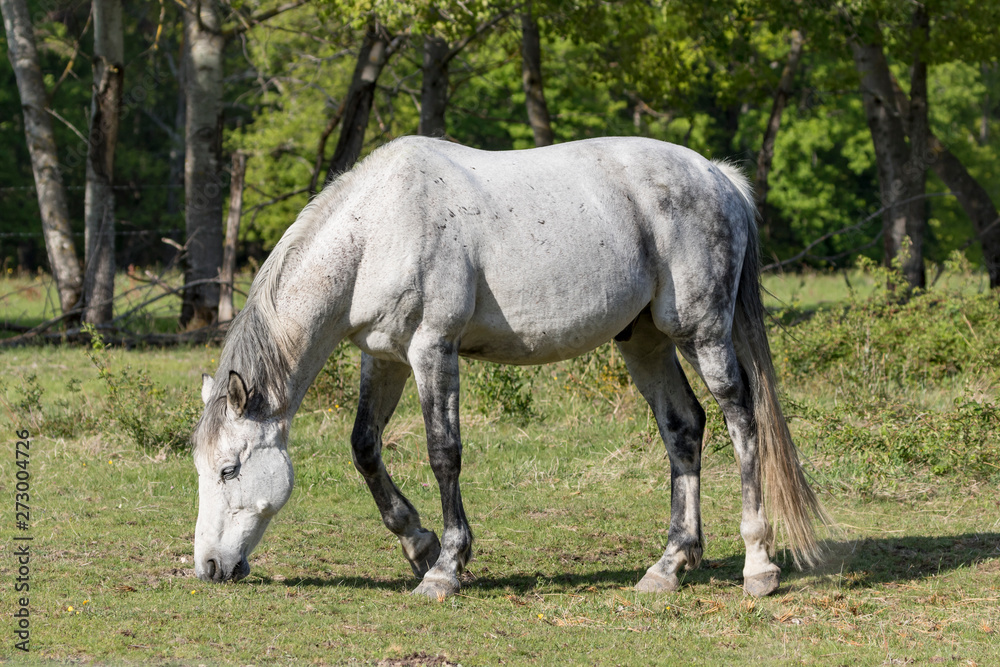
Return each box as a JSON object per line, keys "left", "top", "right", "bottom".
{"left": 192, "top": 136, "right": 826, "bottom": 599}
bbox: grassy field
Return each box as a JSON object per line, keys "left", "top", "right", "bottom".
{"left": 1, "top": 267, "right": 998, "bottom": 665}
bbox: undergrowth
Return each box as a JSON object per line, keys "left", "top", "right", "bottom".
{"left": 466, "top": 361, "right": 538, "bottom": 424}
{"left": 771, "top": 259, "right": 1000, "bottom": 489}
{"left": 82, "top": 324, "right": 199, "bottom": 451}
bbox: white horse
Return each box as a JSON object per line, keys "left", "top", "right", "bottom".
{"left": 193, "top": 136, "right": 826, "bottom": 599}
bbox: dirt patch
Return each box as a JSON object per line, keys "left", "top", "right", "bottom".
{"left": 974, "top": 558, "right": 1000, "bottom": 573}
{"left": 377, "top": 653, "right": 459, "bottom": 667}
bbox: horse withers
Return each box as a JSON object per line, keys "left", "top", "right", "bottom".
{"left": 192, "top": 136, "right": 826, "bottom": 599}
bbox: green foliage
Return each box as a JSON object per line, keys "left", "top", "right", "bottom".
{"left": 466, "top": 360, "right": 537, "bottom": 424}
{"left": 560, "top": 343, "right": 631, "bottom": 408}
{"left": 773, "top": 259, "right": 1000, "bottom": 392}
{"left": 0, "top": 373, "right": 45, "bottom": 432}
{"left": 303, "top": 340, "right": 358, "bottom": 414}
{"left": 0, "top": 372, "right": 96, "bottom": 439}
{"left": 805, "top": 397, "right": 1000, "bottom": 485}
{"left": 82, "top": 324, "right": 199, "bottom": 452}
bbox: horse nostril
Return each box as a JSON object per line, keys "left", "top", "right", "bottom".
{"left": 206, "top": 558, "right": 218, "bottom": 581}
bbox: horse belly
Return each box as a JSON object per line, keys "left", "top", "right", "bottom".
{"left": 459, "top": 249, "right": 652, "bottom": 365}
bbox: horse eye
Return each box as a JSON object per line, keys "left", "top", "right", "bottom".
{"left": 221, "top": 465, "right": 240, "bottom": 481}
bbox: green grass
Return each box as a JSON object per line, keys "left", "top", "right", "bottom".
{"left": 1, "top": 269, "right": 998, "bottom": 664}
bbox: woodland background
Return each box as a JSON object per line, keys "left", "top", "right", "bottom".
{"left": 2, "top": 0, "right": 999, "bottom": 334}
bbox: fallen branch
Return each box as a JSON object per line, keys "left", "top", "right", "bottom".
{"left": 0, "top": 276, "right": 240, "bottom": 348}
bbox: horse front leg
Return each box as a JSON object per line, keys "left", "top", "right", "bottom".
{"left": 352, "top": 353, "right": 441, "bottom": 577}
{"left": 408, "top": 335, "right": 471, "bottom": 600}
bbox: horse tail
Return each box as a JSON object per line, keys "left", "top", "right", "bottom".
{"left": 716, "top": 161, "right": 829, "bottom": 569}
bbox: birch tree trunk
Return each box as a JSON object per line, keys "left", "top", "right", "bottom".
{"left": 755, "top": 29, "right": 804, "bottom": 240}
{"left": 1, "top": 0, "right": 83, "bottom": 316}
{"left": 181, "top": 0, "right": 225, "bottom": 328}
{"left": 83, "top": 0, "right": 124, "bottom": 324}
{"left": 325, "top": 21, "right": 403, "bottom": 182}
{"left": 520, "top": 7, "right": 553, "bottom": 147}
{"left": 419, "top": 35, "right": 450, "bottom": 137}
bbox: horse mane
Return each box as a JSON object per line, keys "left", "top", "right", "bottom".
{"left": 193, "top": 147, "right": 396, "bottom": 455}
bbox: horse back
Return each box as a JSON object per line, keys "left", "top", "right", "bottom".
{"left": 346, "top": 137, "right": 750, "bottom": 363}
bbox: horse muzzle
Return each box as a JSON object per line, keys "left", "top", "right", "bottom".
{"left": 197, "top": 555, "right": 250, "bottom": 583}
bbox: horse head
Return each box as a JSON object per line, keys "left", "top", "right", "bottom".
{"left": 192, "top": 370, "right": 294, "bottom": 583}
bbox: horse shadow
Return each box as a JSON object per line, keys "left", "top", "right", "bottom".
{"left": 255, "top": 532, "right": 999, "bottom": 595}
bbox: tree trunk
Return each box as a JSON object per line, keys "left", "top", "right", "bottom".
{"left": 755, "top": 29, "right": 804, "bottom": 240}
{"left": 1, "top": 0, "right": 83, "bottom": 316}
{"left": 218, "top": 152, "right": 246, "bottom": 323}
{"left": 83, "top": 0, "right": 124, "bottom": 325}
{"left": 851, "top": 33, "right": 926, "bottom": 289}
{"left": 520, "top": 7, "right": 553, "bottom": 147}
{"left": 325, "top": 21, "right": 402, "bottom": 183}
{"left": 902, "top": 5, "right": 929, "bottom": 289}
{"left": 892, "top": 80, "right": 1000, "bottom": 289}
{"left": 181, "top": 0, "right": 225, "bottom": 329}
{"left": 419, "top": 34, "right": 450, "bottom": 137}
{"left": 933, "top": 142, "right": 1000, "bottom": 287}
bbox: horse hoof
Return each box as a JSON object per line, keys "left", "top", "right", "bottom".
{"left": 404, "top": 529, "right": 441, "bottom": 578}
{"left": 743, "top": 570, "right": 781, "bottom": 597}
{"left": 635, "top": 570, "right": 680, "bottom": 593}
{"left": 412, "top": 575, "right": 460, "bottom": 601}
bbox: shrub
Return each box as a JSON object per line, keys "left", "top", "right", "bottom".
{"left": 466, "top": 361, "right": 538, "bottom": 424}
{"left": 303, "top": 341, "right": 358, "bottom": 414}
{"left": 0, "top": 373, "right": 97, "bottom": 439}
{"left": 561, "top": 343, "right": 632, "bottom": 407}
{"left": 83, "top": 324, "right": 200, "bottom": 452}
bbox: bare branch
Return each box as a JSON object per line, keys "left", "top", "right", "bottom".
{"left": 444, "top": 10, "right": 514, "bottom": 65}
{"left": 222, "top": 0, "right": 312, "bottom": 40}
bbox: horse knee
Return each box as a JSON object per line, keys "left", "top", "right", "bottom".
{"left": 350, "top": 425, "right": 382, "bottom": 477}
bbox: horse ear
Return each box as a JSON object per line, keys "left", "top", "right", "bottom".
{"left": 201, "top": 374, "right": 214, "bottom": 406}
{"left": 227, "top": 371, "right": 249, "bottom": 418}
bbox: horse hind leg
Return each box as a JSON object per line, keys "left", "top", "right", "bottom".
{"left": 682, "top": 337, "right": 780, "bottom": 597}
{"left": 352, "top": 353, "right": 441, "bottom": 577}
{"left": 616, "top": 312, "right": 706, "bottom": 593}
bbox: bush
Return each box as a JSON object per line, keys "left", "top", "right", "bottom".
{"left": 803, "top": 396, "right": 1000, "bottom": 483}
{"left": 561, "top": 343, "right": 632, "bottom": 407}
{"left": 466, "top": 361, "right": 538, "bottom": 424}
{"left": 303, "top": 341, "right": 358, "bottom": 414}
{"left": 770, "top": 260, "right": 1000, "bottom": 487}
{"left": 772, "top": 261, "right": 1000, "bottom": 400}
{"left": 0, "top": 373, "right": 97, "bottom": 439}
{"left": 83, "top": 325, "right": 200, "bottom": 452}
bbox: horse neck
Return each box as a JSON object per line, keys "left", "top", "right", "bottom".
{"left": 267, "top": 221, "right": 360, "bottom": 419}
